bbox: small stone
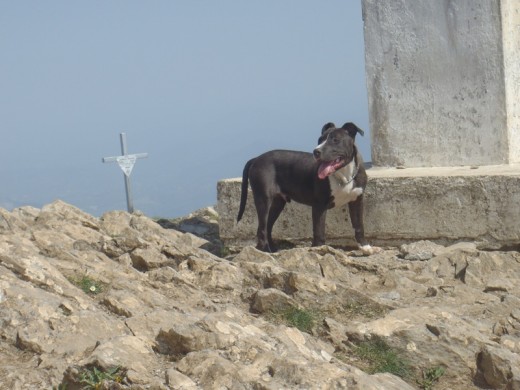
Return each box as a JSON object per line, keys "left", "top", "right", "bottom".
{"left": 406, "top": 342, "right": 417, "bottom": 351}
{"left": 399, "top": 240, "right": 444, "bottom": 261}
{"left": 165, "top": 368, "right": 197, "bottom": 389}
{"left": 251, "top": 288, "right": 297, "bottom": 314}
{"left": 378, "top": 291, "right": 400, "bottom": 301}
{"left": 492, "top": 320, "right": 509, "bottom": 337}
{"left": 426, "top": 287, "right": 438, "bottom": 297}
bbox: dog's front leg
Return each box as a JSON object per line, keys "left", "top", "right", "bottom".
{"left": 311, "top": 206, "right": 327, "bottom": 246}
{"left": 348, "top": 195, "right": 366, "bottom": 246}
{"left": 348, "top": 195, "right": 380, "bottom": 255}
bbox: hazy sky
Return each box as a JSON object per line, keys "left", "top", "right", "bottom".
{"left": 0, "top": 1, "right": 370, "bottom": 218}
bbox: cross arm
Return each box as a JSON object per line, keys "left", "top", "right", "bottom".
{"left": 102, "top": 153, "right": 149, "bottom": 163}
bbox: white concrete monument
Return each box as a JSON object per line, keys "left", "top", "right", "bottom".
{"left": 363, "top": 0, "right": 520, "bottom": 167}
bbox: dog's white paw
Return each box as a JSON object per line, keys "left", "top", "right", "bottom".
{"left": 359, "top": 245, "right": 382, "bottom": 256}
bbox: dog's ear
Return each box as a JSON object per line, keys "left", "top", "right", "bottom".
{"left": 321, "top": 122, "right": 336, "bottom": 134}
{"left": 341, "top": 122, "right": 364, "bottom": 138}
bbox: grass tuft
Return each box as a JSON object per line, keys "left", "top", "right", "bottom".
{"left": 353, "top": 338, "right": 412, "bottom": 378}
{"left": 282, "top": 307, "right": 316, "bottom": 333}
{"left": 266, "top": 306, "right": 320, "bottom": 334}
{"left": 78, "top": 365, "right": 125, "bottom": 389}
{"left": 417, "top": 366, "right": 446, "bottom": 389}
{"left": 68, "top": 274, "right": 106, "bottom": 295}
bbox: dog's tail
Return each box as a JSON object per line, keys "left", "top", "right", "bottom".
{"left": 237, "top": 158, "right": 255, "bottom": 222}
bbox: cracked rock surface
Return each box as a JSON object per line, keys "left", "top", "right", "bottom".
{"left": 1, "top": 200, "right": 519, "bottom": 389}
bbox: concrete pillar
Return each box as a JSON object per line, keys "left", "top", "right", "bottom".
{"left": 363, "top": 0, "right": 520, "bottom": 167}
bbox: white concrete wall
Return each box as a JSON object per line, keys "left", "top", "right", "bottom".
{"left": 363, "top": 0, "right": 518, "bottom": 167}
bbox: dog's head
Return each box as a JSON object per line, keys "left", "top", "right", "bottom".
{"left": 313, "top": 122, "right": 364, "bottom": 180}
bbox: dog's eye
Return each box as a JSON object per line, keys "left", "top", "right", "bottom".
{"left": 332, "top": 137, "right": 340, "bottom": 144}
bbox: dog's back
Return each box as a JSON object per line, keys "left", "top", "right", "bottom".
{"left": 237, "top": 150, "right": 326, "bottom": 219}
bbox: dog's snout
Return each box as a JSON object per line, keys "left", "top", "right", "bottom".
{"left": 313, "top": 148, "right": 321, "bottom": 159}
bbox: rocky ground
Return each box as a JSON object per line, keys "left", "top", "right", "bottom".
{"left": 1, "top": 200, "right": 519, "bottom": 389}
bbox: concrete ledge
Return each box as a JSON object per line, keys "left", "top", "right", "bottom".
{"left": 217, "top": 165, "right": 520, "bottom": 249}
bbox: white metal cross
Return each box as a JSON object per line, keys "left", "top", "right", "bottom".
{"left": 102, "top": 132, "right": 148, "bottom": 213}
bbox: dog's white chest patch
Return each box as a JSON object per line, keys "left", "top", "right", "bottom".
{"left": 328, "top": 161, "right": 363, "bottom": 208}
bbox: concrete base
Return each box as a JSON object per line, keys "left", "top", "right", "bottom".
{"left": 217, "top": 165, "right": 520, "bottom": 249}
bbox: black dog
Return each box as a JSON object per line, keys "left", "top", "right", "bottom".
{"left": 237, "top": 122, "right": 376, "bottom": 254}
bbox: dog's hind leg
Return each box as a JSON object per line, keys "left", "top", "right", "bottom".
{"left": 252, "top": 192, "right": 272, "bottom": 252}
{"left": 266, "top": 196, "right": 287, "bottom": 252}
{"left": 311, "top": 205, "right": 328, "bottom": 246}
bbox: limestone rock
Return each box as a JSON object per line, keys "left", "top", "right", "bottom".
{"left": 232, "top": 245, "right": 276, "bottom": 263}
{"left": 400, "top": 240, "right": 445, "bottom": 260}
{"left": 165, "top": 368, "right": 198, "bottom": 390}
{"left": 130, "top": 247, "right": 174, "bottom": 271}
{"left": 251, "top": 288, "right": 297, "bottom": 313}
{"left": 477, "top": 345, "right": 520, "bottom": 389}
{"left": 1, "top": 200, "right": 520, "bottom": 390}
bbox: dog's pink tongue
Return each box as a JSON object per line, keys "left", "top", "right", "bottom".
{"left": 318, "top": 162, "right": 336, "bottom": 179}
